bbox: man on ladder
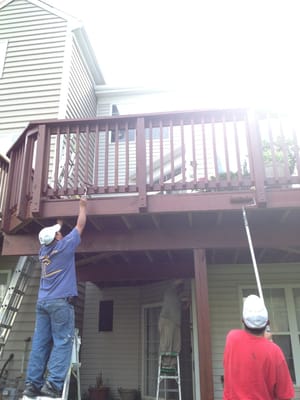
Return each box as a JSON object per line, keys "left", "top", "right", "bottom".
{"left": 23, "top": 195, "right": 87, "bottom": 399}
{"left": 156, "top": 280, "right": 187, "bottom": 400}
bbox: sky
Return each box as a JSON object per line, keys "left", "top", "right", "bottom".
{"left": 47, "top": 0, "right": 300, "bottom": 111}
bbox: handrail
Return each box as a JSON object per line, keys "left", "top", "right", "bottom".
{"left": 2, "top": 108, "right": 300, "bottom": 233}
{"left": 0, "top": 155, "right": 9, "bottom": 223}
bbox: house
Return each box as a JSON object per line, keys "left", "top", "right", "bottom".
{"left": 1, "top": 2, "right": 300, "bottom": 400}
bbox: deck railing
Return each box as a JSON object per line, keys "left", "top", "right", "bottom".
{"left": 0, "top": 155, "right": 9, "bottom": 222}
{"left": 2, "top": 108, "right": 300, "bottom": 232}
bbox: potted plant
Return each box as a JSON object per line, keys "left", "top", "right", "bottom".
{"left": 88, "top": 372, "right": 109, "bottom": 400}
{"left": 262, "top": 137, "right": 297, "bottom": 177}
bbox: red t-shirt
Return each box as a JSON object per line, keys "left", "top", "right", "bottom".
{"left": 223, "top": 329, "right": 295, "bottom": 400}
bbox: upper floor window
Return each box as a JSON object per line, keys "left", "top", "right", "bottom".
{"left": 0, "top": 40, "right": 8, "bottom": 78}
{"left": 145, "top": 126, "right": 170, "bottom": 140}
{"left": 110, "top": 126, "right": 170, "bottom": 143}
{"left": 110, "top": 129, "right": 136, "bottom": 143}
{"left": 242, "top": 286, "right": 300, "bottom": 385}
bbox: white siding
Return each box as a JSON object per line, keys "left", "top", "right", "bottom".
{"left": 97, "top": 103, "right": 112, "bottom": 117}
{"left": 64, "top": 37, "right": 97, "bottom": 119}
{"left": 81, "top": 283, "right": 141, "bottom": 399}
{"left": 81, "top": 280, "right": 190, "bottom": 399}
{"left": 82, "top": 267, "right": 300, "bottom": 400}
{"left": 0, "top": 0, "right": 68, "bottom": 153}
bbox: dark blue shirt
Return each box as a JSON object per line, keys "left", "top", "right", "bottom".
{"left": 38, "top": 228, "right": 80, "bottom": 300}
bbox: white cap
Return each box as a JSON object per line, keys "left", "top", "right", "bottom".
{"left": 243, "top": 294, "right": 268, "bottom": 329}
{"left": 38, "top": 224, "right": 61, "bottom": 245}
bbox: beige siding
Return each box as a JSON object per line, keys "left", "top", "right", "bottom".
{"left": 81, "top": 268, "right": 300, "bottom": 400}
{"left": 64, "top": 37, "right": 97, "bottom": 119}
{"left": 97, "top": 103, "right": 112, "bottom": 116}
{"left": 208, "top": 263, "right": 300, "bottom": 400}
{"left": 81, "top": 280, "right": 189, "bottom": 399}
{"left": 81, "top": 283, "right": 141, "bottom": 399}
{"left": 0, "top": 0, "right": 68, "bottom": 153}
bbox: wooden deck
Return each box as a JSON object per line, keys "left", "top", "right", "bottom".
{"left": 1, "top": 108, "right": 300, "bottom": 276}
{"left": 1, "top": 108, "right": 300, "bottom": 400}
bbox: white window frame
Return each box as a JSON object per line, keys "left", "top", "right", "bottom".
{"left": 0, "top": 40, "right": 8, "bottom": 78}
{"left": 239, "top": 284, "right": 300, "bottom": 386}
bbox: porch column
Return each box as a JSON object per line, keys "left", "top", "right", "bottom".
{"left": 193, "top": 248, "right": 214, "bottom": 400}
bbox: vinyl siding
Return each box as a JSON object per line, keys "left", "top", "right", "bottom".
{"left": 81, "top": 267, "right": 300, "bottom": 400}
{"left": 0, "top": 0, "right": 68, "bottom": 153}
{"left": 81, "top": 283, "right": 141, "bottom": 399}
{"left": 208, "top": 263, "right": 300, "bottom": 400}
{"left": 97, "top": 102, "right": 112, "bottom": 117}
{"left": 64, "top": 37, "right": 97, "bottom": 119}
{"left": 81, "top": 281, "right": 190, "bottom": 399}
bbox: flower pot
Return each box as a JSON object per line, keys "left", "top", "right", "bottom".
{"left": 88, "top": 387, "right": 109, "bottom": 400}
{"left": 118, "top": 388, "right": 138, "bottom": 400}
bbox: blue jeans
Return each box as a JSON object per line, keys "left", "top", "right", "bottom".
{"left": 25, "top": 298, "right": 74, "bottom": 391}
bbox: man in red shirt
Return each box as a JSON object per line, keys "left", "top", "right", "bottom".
{"left": 223, "top": 294, "right": 294, "bottom": 400}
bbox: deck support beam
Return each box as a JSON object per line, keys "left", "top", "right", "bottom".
{"left": 194, "top": 249, "right": 214, "bottom": 400}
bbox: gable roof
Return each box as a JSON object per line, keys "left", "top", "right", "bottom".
{"left": 0, "top": 0, "right": 105, "bottom": 84}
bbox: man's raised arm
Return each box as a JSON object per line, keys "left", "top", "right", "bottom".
{"left": 76, "top": 196, "right": 87, "bottom": 236}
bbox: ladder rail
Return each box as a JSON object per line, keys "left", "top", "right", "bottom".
{"left": 0, "top": 256, "right": 37, "bottom": 355}
{"left": 156, "top": 352, "right": 182, "bottom": 400}
{"left": 22, "top": 330, "right": 81, "bottom": 400}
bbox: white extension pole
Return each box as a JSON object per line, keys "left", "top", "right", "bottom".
{"left": 242, "top": 207, "right": 264, "bottom": 303}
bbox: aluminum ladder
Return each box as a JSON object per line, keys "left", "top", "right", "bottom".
{"left": 22, "top": 329, "right": 81, "bottom": 400}
{"left": 0, "top": 256, "right": 37, "bottom": 357}
{"left": 61, "top": 328, "right": 81, "bottom": 400}
{"left": 156, "top": 352, "right": 182, "bottom": 400}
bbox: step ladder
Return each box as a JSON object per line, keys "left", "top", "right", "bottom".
{"left": 22, "top": 329, "right": 81, "bottom": 400}
{"left": 61, "top": 328, "right": 81, "bottom": 400}
{"left": 0, "top": 256, "right": 37, "bottom": 357}
{"left": 156, "top": 352, "right": 182, "bottom": 400}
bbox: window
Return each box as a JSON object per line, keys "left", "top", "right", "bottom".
{"left": 145, "top": 126, "right": 170, "bottom": 140}
{"left": 110, "top": 126, "right": 170, "bottom": 143}
{"left": 0, "top": 40, "right": 8, "bottom": 78}
{"left": 98, "top": 300, "right": 113, "bottom": 332}
{"left": 143, "top": 305, "right": 161, "bottom": 397}
{"left": 242, "top": 287, "right": 300, "bottom": 384}
{"left": 110, "top": 129, "right": 136, "bottom": 143}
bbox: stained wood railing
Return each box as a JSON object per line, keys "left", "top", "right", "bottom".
{"left": 0, "top": 155, "right": 9, "bottom": 221}
{"left": 2, "top": 108, "right": 300, "bottom": 233}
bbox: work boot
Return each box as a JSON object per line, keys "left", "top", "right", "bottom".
{"left": 40, "top": 381, "right": 62, "bottom": 398}
{"left": 23, "top": 382, "right": 41, "bottom": 398}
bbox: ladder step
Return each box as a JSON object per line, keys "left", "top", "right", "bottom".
{"left": 0, "top": 256, "right": 37, "bottom": 358}
{"left": 7, "top": 288, "right": 25, "bottom": 295}
{"left": 156, "top": 352, "right": 181, "bottom": 400}
{"left": 0, "top": 323, "right": 13, "bottom": 329}
{"left": 23, "top": 397, "right": 63, "bottom": 400}
{"left": 0, "top": 305, "right": 19, "bottom": 312}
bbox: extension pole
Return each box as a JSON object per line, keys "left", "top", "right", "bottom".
{"left": 242, "top": 207, "right": 264, "bottom": 302}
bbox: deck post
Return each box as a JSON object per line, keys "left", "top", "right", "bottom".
{"left": 16, "top": 130, "right": 37, "bottom": 221}
{"left": 193, "top": 248, "right": 214, "bottom": 400}
{"left": 31, "top": 124, "right": 47, "bottom": 216}
{"left": 136, "top": 117, "right": 147, "bottom": 210}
